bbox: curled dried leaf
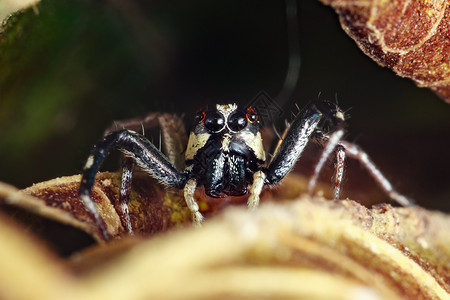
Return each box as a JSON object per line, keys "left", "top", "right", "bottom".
{"left": 7, "top": 172, "right": 319, "bottom": 242}
{"left": 320, "top": 0, "right": 450, "bottom": 103}
{"left": 16, "top": 172, "right": 191, "bottom": 242}
{"left": 1, "top": 179, "right": 449, "bottom": 299}
{"left": 70, "top": 197, "right": 450, "bottom": 299}
{"left": 0, "top": 0, "right": 40, "bottom": 21}
{"left": 0, "top": 184, "right": 73, "bottom": 300}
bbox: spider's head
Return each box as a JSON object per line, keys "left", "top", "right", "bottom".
{"left": 185, "top": 103, "right": 265, "bottom": 162}
{"left": 192, "top": 104, "right": 260, "bottom": 135}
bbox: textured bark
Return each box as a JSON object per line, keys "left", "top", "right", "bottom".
{"left": 319, "top": 0, "right": 450, "bottom": 103}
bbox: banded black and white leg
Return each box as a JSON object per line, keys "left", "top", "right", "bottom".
{"left": 338, "top": 140, "right": 412, "bottom": 206}
{"left": 308, "top": 124, "right": 413, "bottom": 207}
{"left": 118, "top": 156, "right": 134, "bottom": 234}
{"left": 248, "top": 101, "right": 342, "bottom": 208}
{"left": 104, "top": 112, "right": 188, "bottom": 171}
{"left": 79, "top": 129, "right": 188, "bottom": 240}
{"left": 307, "top": 105, "right": 346, "bottom": 199}
{"left": 308, "top": 130, "right": 349, "bottom": 200}
{"left": 106, "top": 113, "right": 187, "bottom": 235}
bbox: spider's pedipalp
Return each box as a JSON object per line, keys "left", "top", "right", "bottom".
{"left": 184, "top": 178, "right": 203, "bottom": 226}
{"left": 248, "top": 170, "right": 266, "bottom": 210}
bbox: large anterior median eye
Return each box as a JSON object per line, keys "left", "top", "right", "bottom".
{"left": 204, "top": 111, "right": 225, "bottom": 132}
{"left": 228, "top": 111, "right": 247, "bottom": 132}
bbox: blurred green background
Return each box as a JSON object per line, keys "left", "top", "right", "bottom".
{"left": 1, "top": 0, "right": 449, "bottom": 211}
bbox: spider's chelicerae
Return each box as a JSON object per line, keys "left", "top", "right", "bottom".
{"left": 79, "top": 101, "right": 412, "bottom": 240}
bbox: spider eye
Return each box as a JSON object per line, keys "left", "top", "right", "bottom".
{"left": 228, "top": 111, "right": 247, "bottom": 132}
{"left": 204, "top": 111, "right": 225, "bottom": 132}
{"left": 246, "top": 107, "right": 258, "bottom": 123}
{"left": 195, "top": 111, "right": 206, "bottom": 123}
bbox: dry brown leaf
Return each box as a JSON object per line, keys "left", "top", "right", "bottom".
{"left": 0, "top": 210, "right": 72, "bottom": 300}
{"left": 4, "top": 172, "right": 316, "bottom": 242}
{"left": 0, "top": 178, "right": 449, "bottom": 299}
{"left": 70, "top": 198, "right": 449, "bottom": 299}
{"left": 319, "top": 0, "right": 450, "bottom": 103}
{"left": 15, "top": 172, "right": 191, "bottom": 242}
{"left": 0, "top": 0, "right": 40, "bottom": 21}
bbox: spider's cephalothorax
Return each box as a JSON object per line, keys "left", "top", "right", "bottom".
{"left": 185, "top": 104, "right": 265, "bottom": 198}
{"left": 79, "top": 101, "right": 412, "bottom": 240}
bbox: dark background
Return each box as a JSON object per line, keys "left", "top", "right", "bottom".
{"left": 1, "top": 0, "right": 449, "bottom": 211}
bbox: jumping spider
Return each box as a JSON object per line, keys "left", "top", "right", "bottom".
{"left": 79, "top": 101, "right": 412, "bottom": 240}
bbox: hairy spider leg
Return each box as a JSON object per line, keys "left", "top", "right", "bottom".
{"left": 307, "top": 103, "right": 346, "bottom": 198}
{"left": 105, "top": 113, "right": 188, "bottom": 170}
{"left": 263, "top": 102, "right": 327, "bottom": 186}
{"left": 308, "top": 130, "right": 413, "bottom": 206}
{"left": 118, "top": 156, "right": 135, "bottom": 234}
{"left": 308, "top": 130, "right": 344, "bottom": 196}
{"left": 338, "top": 140, "right": 413, "bottom": 206}
{"left": 103, "top": 113, "right": 187, "bottom": 235}
{"left": 79, "top": 129, "right": 187, "bottom": 240}
{"left": 334, "top": 145, "right": 346, "bottom": 199}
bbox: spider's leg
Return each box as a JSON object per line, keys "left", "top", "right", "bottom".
{"left": 184, "top": 178, "right": 203, "bottom": 226}
{"left": 308, "top": 105, "right": 346, "bottom": 198}
{"left": 104, "top": 113, "right": 163, "bottom": 135}
{"left": 334, "top": 145, "right": 346, "bottom": 199}
{"left": 254, "top": 102, "right": 329, "bottom": 208}
{"left": 118, "top": 156, "right": 134, "bottom": 234}
{"left": 103, "top": 113, "right": 188, "bottom": 236}
{"left": 265, "top": 101, "right": 345, "bottom": 186}
{"left": 79, "top": 130, "right": 187, "bottom": 240}
{"left": 263, "top": 102, "right": 324, "bottom": 186}
{"left": 308, "top": 129, "right": 345, "bottom": 197}
{"left": 338, "top": 140, "right": 413, "bottom": 206}
{"left": 79, "top": 193, "right": 109, "bottom": 241}
{"left": 105, "top": 113, "right": 188, "bottom": 170}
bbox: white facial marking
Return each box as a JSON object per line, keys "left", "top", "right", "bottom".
{"left": 239, "top": 131, "right": 266, "bottom": 161}
{"left": 216, "top": 103, "right": 237, "bottom": 119}
{"left": 336, "top": 111, "right": 345, "bottom": 120}
{"left": 185, "top": 132, "right": 210, "bottom": 160}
